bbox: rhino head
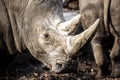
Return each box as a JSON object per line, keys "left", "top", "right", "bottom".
{"left": 6, "top": 0, "right": 99, "bottom": 72}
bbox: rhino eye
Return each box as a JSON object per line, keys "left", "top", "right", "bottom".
{"left": 43, "top": 33, "right": 49, "bottom": 38}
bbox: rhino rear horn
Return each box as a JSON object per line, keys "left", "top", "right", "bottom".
{"left": 58, "top": 14, "right": 81, "bottom": 35}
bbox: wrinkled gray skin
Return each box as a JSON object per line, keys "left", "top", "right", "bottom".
{"left": 79, "top": 0, "right": 120, "bottom": 78}
{"left": 0, "top": 0, "right": 99, "bottom": 73}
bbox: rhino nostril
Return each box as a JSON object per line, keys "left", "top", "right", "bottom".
{"left": 56, "top": 63, "right": 63, "bottom": 68}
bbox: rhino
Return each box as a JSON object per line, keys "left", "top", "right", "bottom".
{"left": 79, "top": 0, "right": 120, "bottom": 78}
{"left": 0, "top": 0, "right": 99, "bottom": 73}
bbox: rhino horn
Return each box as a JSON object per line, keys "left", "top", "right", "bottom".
{"left": 58, "top": 14, "right": 81, "bottom": 35}
{"left": 67, "top": 19, "right": 100, "bottom": 56}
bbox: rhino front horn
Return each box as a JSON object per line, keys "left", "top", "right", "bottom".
{"left": 67, "top": 19, "right": 100, "bottom": 56}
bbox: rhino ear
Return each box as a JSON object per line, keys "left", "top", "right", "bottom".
{"left": 57, "top": 14, "right": 81, "bottom": 35}
{"left": 67, "top": 19, "right": 100, "bottom": 56}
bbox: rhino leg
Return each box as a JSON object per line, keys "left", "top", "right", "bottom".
{"left": 110, "top": 37, "right": 120, "bottom": 78}
{"left": 91, "top": 35, "right": 106, "bottom": 78}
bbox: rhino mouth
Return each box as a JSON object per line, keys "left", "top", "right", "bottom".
{"left": 51, "top": 63, "right": 66, "bottom": 73}
{"left": 50, "top": 59, "right": 68, "bottom": 73}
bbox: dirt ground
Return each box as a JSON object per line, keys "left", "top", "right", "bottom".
{"left": 0, "top": 0, "right": 120, "bottom": 80}
{"left": 0, "top": 51, "right": 119, "bottom": 80}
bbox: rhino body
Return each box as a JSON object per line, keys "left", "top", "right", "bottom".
{"left": 79, "top": 0, "right": 120, "bottom": 78}
{"left": 0, "top": 0, "right": 99, "bottom": 72}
